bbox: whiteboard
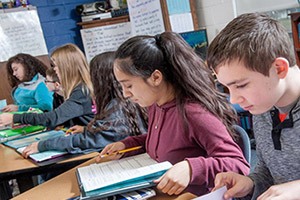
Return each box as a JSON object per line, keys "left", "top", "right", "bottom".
{"left": 0, "top": 9, "right": 48, "bottom": 62}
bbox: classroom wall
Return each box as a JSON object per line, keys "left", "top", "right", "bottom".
{"left": 29, "top": 0, "right": 96, "bottom": 53}
{"left": 195, "top": 0, "right": 300, "bottom": 43}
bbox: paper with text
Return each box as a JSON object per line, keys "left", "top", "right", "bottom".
{"left": 77, "top": 153, "right": 172, "bottom": 192}
{"left": 192, "top": 186, "right": 230, "bottom": 200}
{"left": 17, "top": 146, "right": 67, "bottom": 162}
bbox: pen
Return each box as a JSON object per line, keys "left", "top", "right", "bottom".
{"left": 61, "top": 128, "right": 72, "bottom": 135}
{"left": 100, "top": 146, "right": 142, "bottom": 158}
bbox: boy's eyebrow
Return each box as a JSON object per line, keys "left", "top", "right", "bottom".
{"left": 225, "top": 78, "right": 247, "bottom": 87}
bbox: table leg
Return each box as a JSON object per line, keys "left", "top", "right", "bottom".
{"left": 0, "top": 181, "right": 12, "bottom": 200}
{"left": 16, "top": 175, "right": 34, "bottom": 193}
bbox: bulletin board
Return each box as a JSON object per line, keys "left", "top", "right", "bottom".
{"left": 0, "top": 8, "right": 48, "bottom": 62}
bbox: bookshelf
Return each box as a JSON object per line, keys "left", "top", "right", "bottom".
{"left": 289, "top": 12, "right": 300, "bottom": 66}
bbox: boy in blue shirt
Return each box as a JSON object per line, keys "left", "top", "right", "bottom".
{"left": 207, "top": 13, "right": 300, "bottom": 200}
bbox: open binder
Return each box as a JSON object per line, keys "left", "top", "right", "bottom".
{"left": 4, "top": 130, "right": 68, "bottom": 164}
{"left": 76, "top": 153, "right": 172, "bottom": 200}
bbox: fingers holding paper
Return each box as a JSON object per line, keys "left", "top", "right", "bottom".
{"left": 0, "top": 113, "right": 14, "bottom": 126}
{"left": 154, "top": 160, "right": 190, "bottom": 195}
{"left": 213, "top": 172, "right": 254, "bottom": 199}
{"left": 22, "top": 142, "right": 39, "bottom": 158}
{"left": 96, "top": 142, "right": 125, "bottom": 162}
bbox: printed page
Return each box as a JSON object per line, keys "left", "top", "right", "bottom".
{"left": 78, "top": 153, "right": 172, "bottom": 192}
{"left": 192, "top": 186, "right": 231, "bottom": 200}
{"left": 17, "top": 147, "right": 67, "bottom": 162}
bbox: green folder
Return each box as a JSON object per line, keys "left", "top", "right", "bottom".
{"left": 0, "top": 108, "right": 45, "bottom": 142}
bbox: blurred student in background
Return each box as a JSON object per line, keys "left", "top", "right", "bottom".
{"left": 98, "top": 32, "right": 249, "bottom": 196}
{"left": 0, "top": 44, "right": 94, "bottom": 129}
{"left": 2, "top": 53, "right": 53, "bottom": 112}
{"left": 45, "top": 68, "right": 64, "bottom": 110}
{"left": 22, "top": 51, "right": 147, "bottom": 156}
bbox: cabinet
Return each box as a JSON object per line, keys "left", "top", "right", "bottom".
{"left": 289, "top": 12, "right": 300, "bottom": 66}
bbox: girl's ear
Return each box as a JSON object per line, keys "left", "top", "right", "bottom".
{"left": 150, "top": 70, "right": 163, "bottom": 86}
{"left": 273, "top": 57, "right": 289, "bottom": 79}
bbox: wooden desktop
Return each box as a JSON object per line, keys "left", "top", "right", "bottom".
{"left": 0, "top": 144, "right": 98, "bottom": 199}
{"left": 11, "top": 156, "right": 197, "bottom": 200}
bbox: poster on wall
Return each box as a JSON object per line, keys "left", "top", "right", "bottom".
{"left": 127, "top": 0, "right": 165, "bottom": 36}
{"left": 81, "top": 0, "right": 165, "bottom": 63}
{"left": 0, "top": 8, "right": 48, "bottom": 62}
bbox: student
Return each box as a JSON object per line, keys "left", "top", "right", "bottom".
{"left": 2, "top": 53, "right": 53, "bottom": 112}
{"left": 21, "top": 51, "right": 147, "bottom": 156}
{"left": 97, "top": 32, "right": 250, "bottom": 196}
{"left": 45, "top": 68, "right": 64, "bottom": 110}
{"left": 207, "top": 13, "right": 300, "bottom": 200}
{"left": 0, "top": 44, "right": 94, "bottom": 129}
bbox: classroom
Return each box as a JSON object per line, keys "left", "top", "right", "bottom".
{"left": 1, "top": 0, "right": 300, "bottom": 199}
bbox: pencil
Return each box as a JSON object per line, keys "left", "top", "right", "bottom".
{"left": 100, "top": 146, "right": 142, "bottom": 158}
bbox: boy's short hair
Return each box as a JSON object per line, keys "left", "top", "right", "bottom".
{"left": 207, "top": 12, "right": 296, "bottom": 76}
{"left": 46, "top": 68, "right": 60, "bottom": 83}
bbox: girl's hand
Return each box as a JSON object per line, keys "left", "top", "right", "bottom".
{"left": 0, "top": 113, "right": 14, "bottom": 126}
{"left": 22, "top": 142, "right": 39, "bottom": 158}
{"left": 2, "top": 104, "right": 18, "bottom": 112}
{"left": 154, "top": 160, "right": 191, "bottom": 195}
{"left": 68, "top": 125, "right": 84, "bottom": 134}
{"left": 96, "top": 142, "right": 125, "bottom": 162}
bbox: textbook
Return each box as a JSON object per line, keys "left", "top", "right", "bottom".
{"left": 17, "top": 146, "right": 67, "bottom": 163}
{"left": 76, "top": 153, "right": 172, "bottom": 200}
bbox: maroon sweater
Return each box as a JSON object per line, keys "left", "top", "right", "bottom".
{"left": 122, "top": 100, "right": 250, "bottom": 196}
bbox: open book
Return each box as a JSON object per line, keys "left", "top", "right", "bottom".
{"left": 4, "top": 130, "right": 68, "bottom": 163}
{"left": 17, "top": 146, "right": 67, "bottom": 163}
{"left": 76, "top": 153, "right": 172, "bottom": 200}
{"left": 4, "top": 130, "right": 65, "bottom": 149}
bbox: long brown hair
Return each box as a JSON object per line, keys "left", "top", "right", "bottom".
{"left": 87, "top": 52, "right": 147, "bottom": 135}
{"left": 115, "top": 32, "right": 237, "bottom": 136}
{"left": 6, "top": 53, "right": 47, "bottom": 87}
{"left": 50, "top": 44, "right": 94, "bottom": 99}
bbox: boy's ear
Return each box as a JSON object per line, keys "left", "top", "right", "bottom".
{"left": 150, "top": 70, "right": 163, "bottom": 86}
{"left": 273, "top": 57, "right": 289, "bottom": 79}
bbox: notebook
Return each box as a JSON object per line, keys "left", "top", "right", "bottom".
{"left": 76, "top": 153, "right": 172, "bottom": 200}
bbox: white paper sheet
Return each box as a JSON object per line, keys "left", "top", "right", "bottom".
{"left": 192, "top": 186, "right": 231, "bottom": 200}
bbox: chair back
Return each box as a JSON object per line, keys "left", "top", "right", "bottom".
{"left": 233, "top": 125, "right": 251, "bottom": 163}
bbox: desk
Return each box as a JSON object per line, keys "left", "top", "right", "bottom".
{"left": 0, "top": 144, "right": 97, "bottom": 199}
{"left": 12, "top": 157, "right": 197, "bottom": 200}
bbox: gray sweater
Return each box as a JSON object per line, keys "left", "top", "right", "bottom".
{"left": 13, "top": 84, "right": 94, "bottom": 129}
{"left": 37, "top": 98, "right": 147, "bottom": 154}
{"left": 244, "top": 99, "right": 300, "bottom": 199}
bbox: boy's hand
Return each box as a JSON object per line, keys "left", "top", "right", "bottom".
{"left": 96, "top": 142, "right": 125, "bottom": 162}
{"left": 213, "top": 172, "right": 254, "bottom": 199}
{"left": 22, "top": 142, "right": 39, "bottom": 158}
{"left": 0, "top": 113, "right": 14, "bottom": 126}
{"left": 257, "top": 180, "right": 300, "bottom": 200}
{"left": 154, "top": 160, "right": 190, "bottom": 195}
